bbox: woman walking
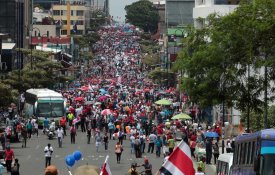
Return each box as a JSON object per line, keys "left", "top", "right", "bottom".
{"left": 115, "top": 141, "right": 123, "bottom": 164}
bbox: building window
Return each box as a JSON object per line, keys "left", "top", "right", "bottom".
{"left": 61, "top": 10, "right": 67, "bottom": 16}
{"left": 78, "top": 20, "right": 84, "bottom": 25}
{"left": 53, "top": 10, "right": 60, "bottom": 16}
{"left": 76, "top": 30, "right": 83, "bottom": 35}
{"left": 76, "top": 10, "right": 84, "bottom": 16}
{"left": 61, "top": 30, "right": 67, "bottom": 35}
{"left": 215, "top": 0, "right": 239, "bottom": 5}
{"left": 71, "top": 10, "right": 74, "bottom": 16}
{"left": 62, "top": 20, "right": 67, "bottom": 25}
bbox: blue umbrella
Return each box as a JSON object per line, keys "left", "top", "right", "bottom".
{"left": 99, "top": 89, "right": 107, "bottom": 95}
{"left": 204, "top": 132, "right": 219, "bottom": 138}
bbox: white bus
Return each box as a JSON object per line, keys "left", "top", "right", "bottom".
{"left": 24, "top": 89, "right": 65, "bottom": 119}
{"left": 216, "top": 153, "right": 233, "bottom": 175}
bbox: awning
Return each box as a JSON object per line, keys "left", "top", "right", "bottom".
{"left": 35, "top": 46, "right": 61, "bottom": 53}
{"left": 167, "top": 28, "right": 187, "bottom": 37}
{"left": 2, "top": 43, "right": 16, "bottom": 50}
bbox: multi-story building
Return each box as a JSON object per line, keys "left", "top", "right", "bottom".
{"left": 166, "top": 0, "right": 194, "bottom": 27}
{"left": 0, "top": 0, "right": 32, "bottom": 72}
{"left": 52, "top": 2, "right": 87, "bottom": 36}
{"left": 193, "top": 0, "right": 239, "bottom": 28}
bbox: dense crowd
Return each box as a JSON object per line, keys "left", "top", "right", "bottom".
{"left": 0, "top": 24, "right": 235, "bottom": 175}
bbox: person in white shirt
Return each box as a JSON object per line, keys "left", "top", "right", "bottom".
{"left": 44, "top": 143, "right": 53, "bottom": 168}
{"left": 130, "top": 134, "right": 135, "bottom": 154}
{"left": 56, "top": 126, "right": 64, "bottom": 148}
{"left": 148, "top": 132, "right": 157, "bottom": 153}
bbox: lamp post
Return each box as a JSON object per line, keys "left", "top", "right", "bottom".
{"left": 25, "top": 26, "right": 41, "bottom": 70}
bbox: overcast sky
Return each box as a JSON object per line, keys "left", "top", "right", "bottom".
{"left": 109, "top": 0, "right": 138, "bottom": 22}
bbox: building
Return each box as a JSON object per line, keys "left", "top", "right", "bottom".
{"left": 193, "top": 0, "right": 239, "bottom": 28}
{"left": 0, "top": 0, "right": 32, "bottom": 71}
{"left": 152, "top": 0, "right": 166, "bottom": 36}
{"left": 166, "top": 0, "right": 194, "bottom": 27}
{"left": 52, "top": 2, "right": 88, "bottom": 36}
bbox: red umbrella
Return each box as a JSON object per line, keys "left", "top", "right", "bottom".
{"left": 74, "top": 97, "right": 85, "bottom": 102}
{"left": 144, "top": 88, "right": 150, "bottom": 92}
{"left": 98, "top": 95, "right": 108, "bottom": 101}
{"left": 79, "top": 86, "right": 89, "bottom": 91}
{"left": 101, "top": 109, "right": 113, "bottom": 116}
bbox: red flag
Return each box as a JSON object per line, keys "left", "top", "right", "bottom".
{"left": 160, "top": 141, "right": 195, "bottom": 175}
{"left": 100, "top": 155, "right": 112, "bottom": 175}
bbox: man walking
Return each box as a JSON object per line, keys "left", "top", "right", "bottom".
{"left": 44, "top": 143, "right": 53, "bottom": 168}
{"left": 70, "top": 125, "right": 76, "bottom": 144}
{"left": 5, "top": 146, "right": 14, "bottom": 172}
{"left": 56, "top": 126, "right": 64, "bottom": 148}
{"left": 147, "top": 132, "right": 157, "bottom": 153}
{"left": 59, "top": 116, "right": 67, "bottom": 136}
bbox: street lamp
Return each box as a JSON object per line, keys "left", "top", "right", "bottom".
{"left": 25, "top": 26, "right": 41, "bottom": 70}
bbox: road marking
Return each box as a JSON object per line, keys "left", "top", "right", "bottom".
{"left": 55, "top": 155, "right": 60, "bottom": 158}
{"left": 99, "top": 155, "right": 104, "bottom": 158}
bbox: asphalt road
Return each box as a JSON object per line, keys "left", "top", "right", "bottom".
{"left": 8, "top": 129, "right": 164, "bottom": 175}
{"left": 5, "top": 129, "right": 216, "bottom": 175}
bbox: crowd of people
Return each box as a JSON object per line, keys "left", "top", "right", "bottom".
{"left": 0, "top": 24, "right": 234, "bottom": 175}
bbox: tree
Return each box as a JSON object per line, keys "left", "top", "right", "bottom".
{"left": 125, "top": 0, "right": 159, "bottom": 33}
{"left": 0, "top": 83, "right": 18, "bottom": 108}
{"left": 4, "top": 49, "right": 69, "bottom": 91}
{"left": 148, "top": 68, "right": 176, "bottom": 87}
{"left": 173, "top": 0, "right": 275, "bottom": 127}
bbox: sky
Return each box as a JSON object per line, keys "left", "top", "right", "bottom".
{"left": 109, "top": 0, "right": 139, "bottom": 22}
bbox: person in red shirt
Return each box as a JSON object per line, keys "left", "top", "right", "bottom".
{"left": 5, "top": 145, "right": 14, "bottom": 172}
{"left": 59, "top": 116, "right": 67, "bottom": 136}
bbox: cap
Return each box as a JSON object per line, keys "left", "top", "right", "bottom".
{"left": 45, "top": 165, "right": 58, "bottom": 175}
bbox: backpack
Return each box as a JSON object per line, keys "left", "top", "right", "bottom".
{"left": 156, "top": 139, "right": 162, "bottom": 147}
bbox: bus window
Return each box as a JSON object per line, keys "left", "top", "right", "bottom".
{"left": 243, "top": 143, "right": 247, "bottom": 164}
{"left": 51, "top": 102, "right": 64, "bottom": 117}
{"left": 238, "top": 143, "right": 242, "bottom": 165}
{"left": 234, "top": 144, "right": 239, "bottom": 165}
{"left": 251, "top": 141, "right": 255, "bottom": 164}
{"left": 37, "top": 103, "right": 51, "bottom": 117}
{"left": 247, "top": 142, "right": 251, "bottom": 165}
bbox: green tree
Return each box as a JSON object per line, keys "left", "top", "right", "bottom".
{"left": 4, "top": 49, "right": 69, "bottom": 91}
{"left": 0, "top": 83, "right": 18, "bottom": 107}
{"left": 173, "top": 0, "right": 275, "bottom": 126}
{"left": 125, "top": 0, "right": 159, "bottom": 33}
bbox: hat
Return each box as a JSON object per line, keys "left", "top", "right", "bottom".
{"left": 45, "top": 165, "right": 58, "bottom": 175}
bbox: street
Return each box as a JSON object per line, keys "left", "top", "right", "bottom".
{"left": 9, "top": 130, "right": 164, "bottom": 175}
{"left": 2, "top": 129, "right": 216, "bottom": 175}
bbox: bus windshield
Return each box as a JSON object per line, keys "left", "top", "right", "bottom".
{"left": 37, "top": 102, "right": 64, "bottom": 118}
